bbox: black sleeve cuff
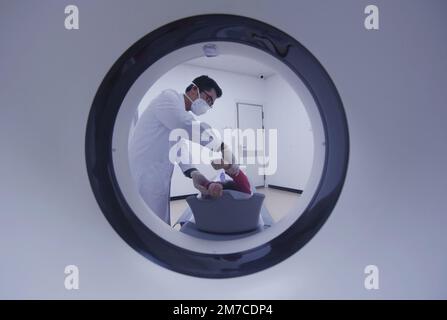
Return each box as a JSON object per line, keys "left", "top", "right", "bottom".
{"left": 183, "top": 168, "right": 198, "bottom": 178}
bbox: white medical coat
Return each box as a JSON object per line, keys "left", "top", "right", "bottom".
{"left": 128, "top": 89, "right": 217, "bottom": 224}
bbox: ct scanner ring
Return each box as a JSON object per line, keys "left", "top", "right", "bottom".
{"left": 85, "top": 14, "right": 349, "bottom": 278}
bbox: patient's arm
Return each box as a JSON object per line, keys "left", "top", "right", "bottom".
{"left": 209, "top": 164, "right": 251, "bottom": 195}
{"left": 226, "top": 169, "right": 251, "bottom": 194}
{"left": 211, "top": 144, "right": 251, "bottom": 194}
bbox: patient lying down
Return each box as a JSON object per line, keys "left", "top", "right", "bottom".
{"left": 202, "top": 145, "right": 251, "bottom": 198}
{"left": 205, "top": 161, "right": 251, "bottom": 197}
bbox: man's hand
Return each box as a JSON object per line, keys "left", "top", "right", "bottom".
{"left": 211, "top": 160, "right": 231, "bottom": 171}
{"left": 211, "top": 143, "right": 239, "bottom": 175}
{"left": 190, "top": 170, "right": 210, "bottom": 195}
{"left": 222, "top": 143, "right": 236, "bottom": 165}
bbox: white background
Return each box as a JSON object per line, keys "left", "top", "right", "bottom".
{"left": 1, "top": 0, "right": 446, "bottom": 298}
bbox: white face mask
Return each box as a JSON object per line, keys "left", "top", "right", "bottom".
{"left": 185, "top": 84, "right": 210, "bottom": 116}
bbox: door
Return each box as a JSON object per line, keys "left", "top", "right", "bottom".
{"left": 237, "top": 103, "right": 265, "bottom": 188}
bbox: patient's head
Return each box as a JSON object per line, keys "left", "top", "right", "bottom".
{"left": 207, "top": 182, "right": 223, "bottom": 198}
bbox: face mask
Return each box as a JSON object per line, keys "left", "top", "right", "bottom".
{"left": 185, "top": 84, "right": 210, "bottom": 116}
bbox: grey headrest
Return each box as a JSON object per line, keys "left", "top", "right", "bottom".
{"left": 186, "top": 190, "right": 265, "bottom": 234}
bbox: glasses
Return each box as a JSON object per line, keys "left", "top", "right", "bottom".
{"left": 201, "top": 90, "right": 215, "bottom": 107}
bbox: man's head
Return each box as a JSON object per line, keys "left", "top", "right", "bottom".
{"left": 185, "top": 75, "right": 222, "bottom": 110}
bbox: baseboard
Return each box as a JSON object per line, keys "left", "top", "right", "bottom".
{"left": 170, "top": 193, "right": 198, "bottom": 201}
{"left": 268, "top": 184, "right": 303, "bottom": 194}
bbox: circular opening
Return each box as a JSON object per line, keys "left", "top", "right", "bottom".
{"left": 86, "top": 14, "right": 349, "bottom": 278}
{"left": 112, "top": 42, "right": 325, "bottom": 255}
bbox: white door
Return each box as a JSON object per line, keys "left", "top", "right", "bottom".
{"left": 237, "top": 103, "right": 265, "bottom": 188}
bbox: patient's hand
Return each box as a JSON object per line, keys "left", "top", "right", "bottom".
{"left": 207, "top": 182, "right": 223, "bottom": 198}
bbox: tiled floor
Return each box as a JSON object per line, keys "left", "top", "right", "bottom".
{"left": 169, "top": 187, "right": 301, "bottom": 226}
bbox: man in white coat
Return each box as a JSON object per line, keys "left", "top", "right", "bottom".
{"left": 129, "top": 75, "right": 223, "bottom": 225}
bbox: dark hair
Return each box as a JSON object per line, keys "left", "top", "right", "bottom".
{"left": 185, "top": 75, "right": 222, "bottom": 98}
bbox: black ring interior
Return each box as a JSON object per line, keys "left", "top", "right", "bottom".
{"left": 85, "top": 14, "right": 349, "bottom": 278}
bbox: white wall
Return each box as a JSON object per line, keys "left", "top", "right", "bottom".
{"left": 263, "top": 75, "right": 314, "bottom": 190}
